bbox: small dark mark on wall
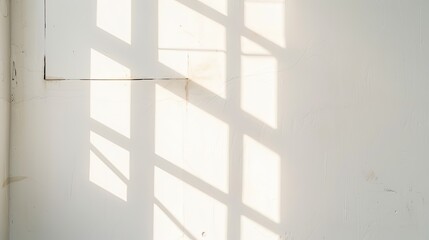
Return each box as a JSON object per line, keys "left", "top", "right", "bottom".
{"left": 366, "top": 170, "right": 378, "bottom": 182}
{"left": 185, "top": 79, "right": 190, "bottom": 102}
{"left": 384, "top": 188, "right": 397, "bottom": 193}
{"left": 44, "top": 55, "right": 46, "bottom": 79}
{"left": 11, "top": 60, "right": 16, "bottom": 81}
{"left": 2, "top": 176, "right": 28, "bottom": 187}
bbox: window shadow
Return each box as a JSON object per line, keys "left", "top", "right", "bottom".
{"left": 66, "top": 0, "right": 291, "bottom": 239}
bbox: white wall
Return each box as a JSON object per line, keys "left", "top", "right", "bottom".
{"left": 0, "top": 0, "right": 9, "bottom": 239}
{"left": 9, "top": 0, "right": 429, "bottom": 240}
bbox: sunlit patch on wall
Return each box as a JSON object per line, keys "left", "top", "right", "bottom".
{"left": 90, "top": 49, "right": 131, "bottom": 80}
{"left": 90, "top": 131, "right": 130, "bottom": 179}
{"left": 90, "top": 48, "right": 131, "bottom": 201}
{"left": 241, "top": 216, "right": 279, "bottom": 240}
{"left": 241, "top": 36, "right": 270, "bottom": 55}
{"left": 155, "top": 83, "right": 229, "bottom": 193}
{"left": 153, "top": 204, "right": 186, "bottom": 240}
{"left": 89, "top": 150, "right": 128, "bottom": 201}
{"left": 158, "top": 0, "right": 226, "bottom": 50}
{"left": 244, "top": 0, "right": 285, "bottom": 48}
{"left": 182, "top": 177, "right": 228, "bottom": 240}
{"left": 184, "top": 102, "right": 229, "bottom": 193}
{"left": 188, "top": 51, "right": 227, "bottom": 98}
{"left": 90, "top": 52, "right": 131, "bottom": 138}
{"left": 96, "top": 0, "right": 131, "bottom": 44}
{"left": 241, "top": 56, "right": 278, "bottom": 129}
{"left": 155, "top": 84, "right": 186, "bottom": 167}
{"left": 158, "top": 0, "right": 227, "bottom": 98}
{"left": 154, "top": 167, "right": 185, "bottom": 240}
{"left": 158, "top": 50, "right": 189, "bottom": 77}
{"left": 154, "top": 167, "right": 228, "bottom": 240}
{"left": 242, "top": 135, "right": 280, "bottom": 222}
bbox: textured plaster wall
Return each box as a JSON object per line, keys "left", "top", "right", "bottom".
{"left": 0, "top": 0, "right": 10, "bottom": 239}
{"left": 9, "top": 0, "right": 429, "bottom": 240}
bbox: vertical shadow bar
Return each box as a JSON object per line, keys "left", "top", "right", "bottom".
{"left": 129, "top": 80, "right": 156, "bottom": 240}
{"left": 280, "top": 1, "right": 288, "bottom": 237}
{"left": 226, "top": 0, "right": 244, "bottom": 239}
{"left": 127, "top": 0, "right": 156, "bottom": 238}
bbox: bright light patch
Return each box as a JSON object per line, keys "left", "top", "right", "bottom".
{"left": 153, "top": 204, "right": 186, "bottom": 240}
{"left": 188, "top": 51, "right": 227, "bottom": 98}
{"left": 154, "top": 167, "right": 228, "bottom": 240}
{"left": 244, "top": 0, "right": 285, "bottom": 48}
{"left": 158, "top": 0, "right": 226, "bottom": 50}
{"left": 184, "top": 102, "right": 229, "bottom": 193}
{"left": 158, "top": 0, "right": 227, "bottom": 97}
{"left": 154, "top": 167, "right": 184, "bottom": 229}
{"left": 241, "top": 36, "right": 270, "bottom": 55}
{"left": 155, "top": 84, "right": 186, "bottom": 167}
{"left": 182, "top": 177, "right": 228, "bottom": 240}
{"left": 97, "top": 0, "right": 131, "bottom": 44}
{"left": 89, "top": 48, "right": 131, "bottom": 201}
{"left": 242, "top": 135, "right": 280, "bottom": 222}
{"left": 155, "top": 84, "right": 229, "bottom": 193}
{"left": 90, "top": 49, "right": 131, "bottom": 79}
{"left": 90, "top": 131, "right": 130, "bottom": 179}
{"left": 90, "top": 69, "right": 131, "bottom": 138}
{"left": 90, "top": 150, "right": 127, "bottom": 201}
{"left": 241, "top": 56, "right": 278, "bottom": 129}
{"left": 158, "top": 50, "right": 189, "bottom": 77}
{"left": 241, "top": 216, "right": 279, "bottom": 240}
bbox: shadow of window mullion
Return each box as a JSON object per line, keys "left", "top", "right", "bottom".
{"left": 240, "top": 204, "right": 282, "bottom": 234}
{"left": 90, "top": 27, "right": 135, "bottom": 68}
{"left": 154, "top": 155, "right": 228, "bottom": 202}
{"left": 90, "top": 118, "right": 131, "bottom": 151}
{"left": 154, "top": 198, "right": 200, "bottom": 240}
{"left": 90, "top": 144, "right": 129, "bottom": 183}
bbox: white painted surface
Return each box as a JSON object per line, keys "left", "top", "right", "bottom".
{"left": 0, "top": 0, "right": 9, "bottom": 239}
{"left": 9, "top": 0, "right": 429, "bottom": 240}
{"left": 46, "top": 0, "right": 227, "bottom": 80}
